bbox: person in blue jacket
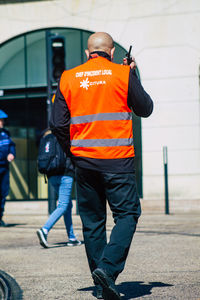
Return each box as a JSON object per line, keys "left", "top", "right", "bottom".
{"left": 0, "top": 110, "right": 16, "bottom": 227}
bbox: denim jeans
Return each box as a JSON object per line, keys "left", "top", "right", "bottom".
{"left": 43, "top": 175, "right": 75, "bottom": 240}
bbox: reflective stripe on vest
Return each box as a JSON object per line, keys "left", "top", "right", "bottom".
{"left": 71, "top": 112, "right": 132, "bottom": 125}
{"left": 71, "top": 138, "right": 133, "bottom": 147}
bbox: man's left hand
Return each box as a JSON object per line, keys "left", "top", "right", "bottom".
{"left": 123, "top": 57, "right": 137, "bottom": 70}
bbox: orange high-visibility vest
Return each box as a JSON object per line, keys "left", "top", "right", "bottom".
{"left": 60, "top": 56, "right": 135, "bottom": 159}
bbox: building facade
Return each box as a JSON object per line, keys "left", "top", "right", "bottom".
{"left": 0, "top": 0, "right": 200, "bottom": 211}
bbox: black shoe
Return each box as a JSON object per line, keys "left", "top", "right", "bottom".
{"left": 95, "top": 284, "right": 103, "bottom": 299}
{"left": 92, "top": 268, "right": 121, "bottom": 300}
{"left": 66, "top": 239, "right": 82, "bottom": 246}
{"left": 36, "top": 228, "right": 48, "bottom": 248}
{"left": 0, "top": 220, "right": 7, "bottom": 227}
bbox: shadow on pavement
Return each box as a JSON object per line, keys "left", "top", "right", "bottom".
{"left": 79, "top": 281, "right": 173, "bottom": 299}
{"left": 0, "top": 223, "right": 27, "bottom": 228}
{"left": 118, "top": 281, "right": 173, "bottom": 299}
{"left": 138, "top": 230, "right": 200, "bottom": 237}
{"left": 46, "top": 241, "right": 84, "bottom": 249}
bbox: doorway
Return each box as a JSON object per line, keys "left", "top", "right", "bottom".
{"left": 0, "top": 96, "right": 47, "bottom": 200}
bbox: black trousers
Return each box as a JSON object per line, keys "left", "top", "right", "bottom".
{"left": 76, "top": 167, "right": 141, "bottom": 280}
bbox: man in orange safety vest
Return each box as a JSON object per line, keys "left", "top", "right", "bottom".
{"left": 50, "top": 32, "right": 153, "bottom": 300}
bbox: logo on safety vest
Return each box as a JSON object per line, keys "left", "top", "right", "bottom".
{"left": 80, "top": 78, "right": 90, "bottom": 90}
{"left": 80, "top": 77, "right": 106, "bottom": 90}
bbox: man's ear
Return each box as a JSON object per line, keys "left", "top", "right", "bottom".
{"left": 85, "top": 49, "right": 90, "bottom": 60}
{"left": 111, "top": 47, "right": 115, "bottom": 61}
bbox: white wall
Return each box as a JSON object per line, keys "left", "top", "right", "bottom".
{"left": 1, "top": 0, "right": 200, "bottom": 209}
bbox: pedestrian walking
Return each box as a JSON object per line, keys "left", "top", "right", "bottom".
{"left": 0, "top": 110, "right": 16, "bottom": 227}
{"left": 50, "top": 32, "right": 153, "bottom": 299}
{"left": 36, "top": 129, "right": 81, "bottom": 248}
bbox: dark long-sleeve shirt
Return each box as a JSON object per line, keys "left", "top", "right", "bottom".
{"left": 50, "top": 52, "right": 153, "bottom": 173}
{"left": 0, "top": 128, "right": 16, "bottom": 167}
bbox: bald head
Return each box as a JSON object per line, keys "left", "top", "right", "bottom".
{"left": 87, "top": 32, "right": 114, "bottom": 55}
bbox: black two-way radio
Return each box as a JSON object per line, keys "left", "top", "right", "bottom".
{"left": 126, "top": 45, "right": 132, "bottom": 65}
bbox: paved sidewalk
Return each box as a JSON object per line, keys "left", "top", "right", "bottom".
{"left": 0, "top": 201, "right": 200, "bottom": 299}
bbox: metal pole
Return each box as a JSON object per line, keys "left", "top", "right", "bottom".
{"left": 163, "top": 146, "right": 169, "bottom": 214}
{"left": 46, "top": 30, "right": 53, "bottom": 124}
{"left": 75, "top": 184, "right": 79, "bottom": 215}
{"left": 46, "top": 30, "right": 57, "bottom": 214}
{"left": 24, "top": 35, "right": 31, "bottom": 200}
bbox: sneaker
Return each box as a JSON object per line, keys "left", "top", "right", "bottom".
{"left": 66, "top": 239, "right": 82, "bottom": 246}
{"left": 36, "top": 228, "right": 48, "bottom": 248}
{"left": 92, "top": 268, "right": 121, "bottom": 300}
{"left": 0, "top": 220, "right": 7, "bottom": 227}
